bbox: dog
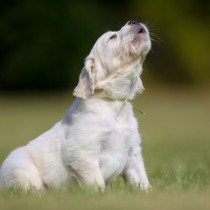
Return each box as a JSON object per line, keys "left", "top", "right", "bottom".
{"left": 0, "top": 20, "right": 151, "bottom": 192}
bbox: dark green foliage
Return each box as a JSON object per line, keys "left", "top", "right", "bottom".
{"left": 0, "top": 0, "right": 210, "bottom": 89}
{"left": 0, "top": 0, "right": 127, "bottom": 89}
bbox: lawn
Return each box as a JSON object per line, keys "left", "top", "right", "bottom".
{"left": 0, "top": 85, "right": 210, "bottom": 210}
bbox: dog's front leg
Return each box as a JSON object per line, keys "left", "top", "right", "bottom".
{"left": 68, "top": 156, "right": 105, "bottom": 191}
{"left": 123, "top": 152, "right": 151, "bottom": 192}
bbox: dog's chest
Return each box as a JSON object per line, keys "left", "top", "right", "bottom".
{"left": 98, "top": 116, "right": 134, "bottom": 182}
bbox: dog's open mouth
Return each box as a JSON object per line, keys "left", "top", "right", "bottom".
{"left": 131, "top": 26, "right": 150, "bottom": 47}
{"left": 138, "top": 28, "right": 145, "bottom": 34}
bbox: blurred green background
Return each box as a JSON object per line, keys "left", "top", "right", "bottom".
{"left": 0, "top": 0, "right": 210, "bottom": 90}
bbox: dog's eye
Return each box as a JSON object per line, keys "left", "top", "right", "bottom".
{"left": 109, "top": 34, "right": 117, "bottom": 40}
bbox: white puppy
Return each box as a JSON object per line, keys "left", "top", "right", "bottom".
{"left": 0, "top": 20, "right": 151, "bottom": 192}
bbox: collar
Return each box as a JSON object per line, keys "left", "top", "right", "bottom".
{"left": 100, "top": 97, "right": 145, "bottom": 115}
{"left": 100, "top": 97, "right": 129, "bottom": 103}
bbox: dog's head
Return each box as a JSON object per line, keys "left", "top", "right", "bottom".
{"left": 74, "top": 20, "right": 151, "bottom": 99}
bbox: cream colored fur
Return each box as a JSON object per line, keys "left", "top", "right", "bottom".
{"left": 0, "top": 21, "right": 151, "bottom": 192}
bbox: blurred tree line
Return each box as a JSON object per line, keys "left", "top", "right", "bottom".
{"left": 0, "top": 0, "right": 210, "bottom": 90}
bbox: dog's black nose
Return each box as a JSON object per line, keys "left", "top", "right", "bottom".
{"left": 127, "top": 20, "right": 140, "bottom": 25}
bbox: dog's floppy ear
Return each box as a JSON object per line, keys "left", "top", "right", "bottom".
{"left": 73, "top": 56, "right": 96, "bottom": 99}
{"left": 136, "top": 77, "right": 145, "bottom": 95}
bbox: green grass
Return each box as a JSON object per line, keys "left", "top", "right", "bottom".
{"left": 0, "top": 86, "right": 210, "bottom": 210}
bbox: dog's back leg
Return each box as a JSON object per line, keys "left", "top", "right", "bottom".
{"left": 0, "top": 147, "right": 44, "bottom": 191}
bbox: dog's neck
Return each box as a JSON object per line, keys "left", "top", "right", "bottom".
{"left": 93, "top": 63, "right": 142, "bottom": 100}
